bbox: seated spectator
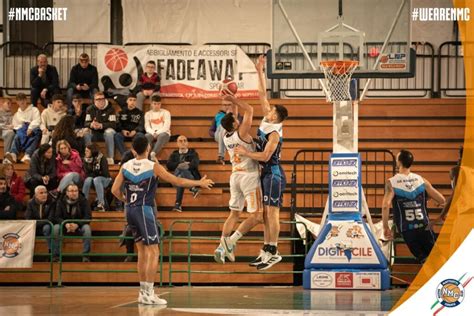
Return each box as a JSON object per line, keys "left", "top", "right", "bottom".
{"left": 40, "top": 94, "right": 67, "bottom": 145}
{"left": 209, "top": 99, "right": 233, "bottom": 165}
{"left": 84, "top": 92, "right": 117, "bottom": 164}
{"left": 66, "top": 53, "right": 99, "bottom": 109}
{"left": 4, "top": 93, "right": 41, "bottom": 163}
{"left": 1, "top": 163, "right": 26, "bottom": 206}
{"left": 114, "top": 94, "right": 145, "bottom": 156}
{"left": 82, "top": 143, "right": 111, "bottom": 212}
{"left": 25, "top": 144, "right": 58, "bottom": 195}
{"left": 135, "top": 60, "right": 161, "bottom": 110}
{"left": 71, "top": 94, "right": 89, "bottom": 137}
{"left": 50, "top": 183, "right": 92, "bottom": 262}
{"left": 144, "top": 95, "right": 170, "bottom": 161}
{"left": 25, "top": 185, "right": 57, "bottom": 259}
{"left": 30, "top": 54, "right": 60, "bottom": 107}
{"left": 0, "top": 177, "right": 21, "bottom": 219}
{"left": 0, "top": 99, "right": 15, "bottom": 159}
{"left": 51, "top": 115, "right": 86, "bottom": 156}
{"left": 166, "top": 135, "right": 200, "bottom": 212}
{"left": 56, "top": 140, "right": 85, "bottom": 192}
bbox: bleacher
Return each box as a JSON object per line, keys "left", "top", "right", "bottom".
{"left": 0, "top": 96, "right": 465, "bottom": 285}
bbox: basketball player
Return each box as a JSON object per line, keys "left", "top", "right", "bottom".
{"left": 234, "top": 55, "right": 288, "bottom": 270}
{"left": 112, "top": 135, "right": 214, "bottom": 305}
{"left": 213, "top": 94, "right": 264, "bottom": 264}
{"left": 382, "top": 149, "right": 446, "bottom": 263}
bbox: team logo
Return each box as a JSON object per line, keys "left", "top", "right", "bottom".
{"left": 436, "top": 279, "right": 465, "bottom": 308}
{"left": 1, "top": 233, "right": 22, "bottom": 258}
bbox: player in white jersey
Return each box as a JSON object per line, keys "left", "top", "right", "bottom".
{"left": 112, "top": 135, "right": 214, "bottom": 305}
{"left": 213, "top": 95, "right": 264, "bottom": 264}
{"left": 382, "top": 150, "right": 446, "bottom": 263}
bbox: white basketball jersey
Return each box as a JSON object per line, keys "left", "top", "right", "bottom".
{"left": 224, "top": 131, "right": 258, "bottom": 173}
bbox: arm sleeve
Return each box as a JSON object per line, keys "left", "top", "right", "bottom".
{"left": 68, "top": 66, "right": 77, "bottom": 89}
{"left": 47, "top": 66, "right": 60, "bottom": 92}
{"left": 189, "top": 150, "right": 200, "bottom": 170}
{"left": 166, "top": 152, "right": 179, "bottom": 171}
{"left": 30, "top": 67, "right": 42, "bottom": 88}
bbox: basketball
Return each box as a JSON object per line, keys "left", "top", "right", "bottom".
{"left": 440, "top": 283, "right": 462, "bottom": 303}
{"left": 104, "top": 48, "right": 128, "bottom": 72}
{"left": 369, "top": 47, "right": 380, "bottom": 58}
{"left": 220, "top": 78, "right": 238, "bottom": 96}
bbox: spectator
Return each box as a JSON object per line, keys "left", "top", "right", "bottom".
{"left": 40, "top": 94, "right": 67, "bottom": 145}
{"left": 50, "top": 183, "right": 92, "bottom": 262}
{"left": 144, "top": 95, "right": 170, "bottom": 161}
{"left": 209, "top": 99, "right": 233, "bottom": 165}
{"left": 84, "top": 92, "right": 117, "bottom": 164}
{"left": 135, "top": 61, "right": 160, "bottom": 110}
{"left": 114, "top": 94, "right": 145, "bottom": 156}
{"left": 30, "top": 54, "right": 60, "bottom": 107}
{"left": 25, "top": 185, "right": 57, "bottom": 259}
{"left": 56, "top": 140, "right": 84, "bottom": 192}
{"left": 0, "top": 99, "right": 15, "bottom": 159}
{"left": 71, "top": 94, "right": 89, "bottom": 137}
{"left": 1, "top": 163, "right": 26, "bottom": 206}
{"left": 82, "top": 143, "right": 112, "bottom": 212}
{"left": 51, "top": 115, "right": 86, "bottom": 156}
{"left": 66, "top": 53, "right": 99, "bottom": 109}
{"left": 24, "top": 144, "right": 58, "bottom": 195}
{"left": 0, "top": 177, "right": 21, "bottom": 219}
{"left": 4, "top": 93, "right": 42, "bottom": 163}
{"left": 166, "top": 135, "right": 201, "bottom": 212}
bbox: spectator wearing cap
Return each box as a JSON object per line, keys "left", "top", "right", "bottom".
{"left": 114, "top": 94, "right": 145, "bottom": 156}
{"left": 135, "top": 61, "right": 160, "bottom": 110}
{"left": 66, "top": 53, "right": 99, "bottom": 109}
{"left": 30, "top": 54, "right": 60, "bottom": 107}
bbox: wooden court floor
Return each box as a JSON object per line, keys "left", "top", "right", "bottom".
{"left": 0, "top": 286, "right": 404, "bottom": 315}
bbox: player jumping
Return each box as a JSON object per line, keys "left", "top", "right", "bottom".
{"left": 235, "top": 55, "right": 288, "bottom": 270}
{"left": 382, "top": 149, "right": 446, "bottom": 263}
{"left": 112, "top": 135, "right": 214, "bottom": 305}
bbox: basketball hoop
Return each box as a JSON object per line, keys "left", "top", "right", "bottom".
{"left": 320, "top": 60, "right": 359, "bottom": 102}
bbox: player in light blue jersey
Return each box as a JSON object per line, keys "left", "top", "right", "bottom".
{"left": 112, "top": 135, "right": 214, "bottom": 305}
{"left": 382, "top": 150, "right": 445, "bottom": 263}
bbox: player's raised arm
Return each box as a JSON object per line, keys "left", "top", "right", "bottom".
{"left": 382, "top": 180, "right": 395, "bottom": 240}
{"left": 153, "top": 162, "right": 214, "bottom": 190}
{"left": 235, "top": 131, "right": 279, "bottom": 163}
{"left": 112, "top": 168, "right": 126, "bottom": 203}
{"left": 255, "top": 55, "right": 271, "bottom": 116}
{"left": 223, "top": 95, "right": 253, "bottom": 140}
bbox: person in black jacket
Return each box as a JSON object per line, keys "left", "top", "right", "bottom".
{"left": 50, "top": 183, "right": 92, "bottom": 262}
{"left": 0, "top": 177, "right": 21, "bottom": 219}
{"left": 30, "top": 54, "right": 60, "bottom": 107}
{"left": 82, "top": 143, "right": 111, "bottom": 212}
{"left": 66, "top": 53, "right": 99, "bottom": 109}
{"left": 25, "top": 185, "right": 57, "bottom": 257}
{"left": 84, "top": 91, "right": 117, "bottom": 165}
{"left": 114, "top": 94, "right": 145, "bottom": 156}
{"left": 166, "top": 135, "right": 201, "bottom": 212}
{"left": 24, "top": 144, "right": 58, "bottom": 196}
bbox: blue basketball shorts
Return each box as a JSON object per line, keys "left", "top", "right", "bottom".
{"left": 261, "top": 165, "right": 286, "bottom": 208}
{"left": 125, "top": 205, "right": 160, "bottom": 245}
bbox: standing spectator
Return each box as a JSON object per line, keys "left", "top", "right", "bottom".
{"left": 136, "top": 61, "right": 161, "bottom": 110}
{"left": 66, "top": 53, "right": 99, "bottom": 109}
{"left": 30, "top": 54, "right": 60, "bottom": 107}
{"left": 71, "top": 94, "right": 89, "bottom": 137}
{"left": 50, "top": 183, "right": 92, "bottom": 262}
{"left": 4, "top": 93, "right": 41, "bottom": 163}
{"left": 1, "top": 163, "right": 26, "bottom": 206}
{"left": 209, "top": 100, "right": 233, "bottom": 165}
{"left": 0, "top": 177, "right": 21, "bottom": 219}
{"left": 144, "top": 95, "right": 170, "bottom": 161}
{"left": 166, "top": 135, "right": 201, "bottom": 212}
{"left": 25, "top": 186, "right": 57, "bottom": 259}
{"left": 0, "top": 99, "right": 15, "bottom": 159}
{"left": 84, "top": 92, "right": 117, "bottom": 164}
{"left": 114, "top": 94, "right": 145, "bottom": 156}
{"left": 51, "top": 115, "right": 86, "bottom": 156}
{"left": 56, "top": 140, "right": 84, "bottom": 192}
{"left": 40, "top": 94, "right": 67, "bottom": 145}
{"left": 24, "top": 144, "right": 58, "bottom": 195}
{"left": 82, "top": 143, "right": 111, "bottom": 212}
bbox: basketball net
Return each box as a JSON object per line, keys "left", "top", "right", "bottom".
{"left": 320, "top": 60, "right": 358, "bottom": 102}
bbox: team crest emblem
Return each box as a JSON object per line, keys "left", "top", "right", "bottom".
{"left": 436, "top": 279, "right": 465, "bottom": 308}
{"left": 1, "top": 233, "right": 22, "bottom": 258}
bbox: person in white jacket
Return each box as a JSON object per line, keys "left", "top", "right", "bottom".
{"left": 40, "top": 94, "right": 67, "bottom": 145}
{"left": 144, "top": 95, "right": 170, "bottom": 160}
{"left": 4, "top": 93, "right": 42, "bottom": 163}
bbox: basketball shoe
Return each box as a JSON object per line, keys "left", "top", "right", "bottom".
{"left": 256, "top": 250, "right": 282, "bottom": 271}
{"left": 213, "top": 245, "right": 226, "bottom": 264}
{"left": 249, "top": 249, "right": 266, "bottom": 267}
{"left": 221, "top": 236, "right": 236, "bottom": 262}
{"left": 138, "top": 289, "right": 167, "bottom": 305}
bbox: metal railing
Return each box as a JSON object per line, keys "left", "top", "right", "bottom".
{"left": 167, "top": 219, "right": 309, "bottom": 286}
{"left": 57, "top": 219, "right": 164, "bottom": 287}
{"left": 437, "top": 41, "right": 468, "bottom": 97}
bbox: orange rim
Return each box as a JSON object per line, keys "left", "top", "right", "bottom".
{"left": 320, "top": 60, "right": 359, "bottom": 75}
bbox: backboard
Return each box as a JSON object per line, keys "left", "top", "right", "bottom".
{"left": 268, "top": 0, "right": 414, "bottom": 79}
